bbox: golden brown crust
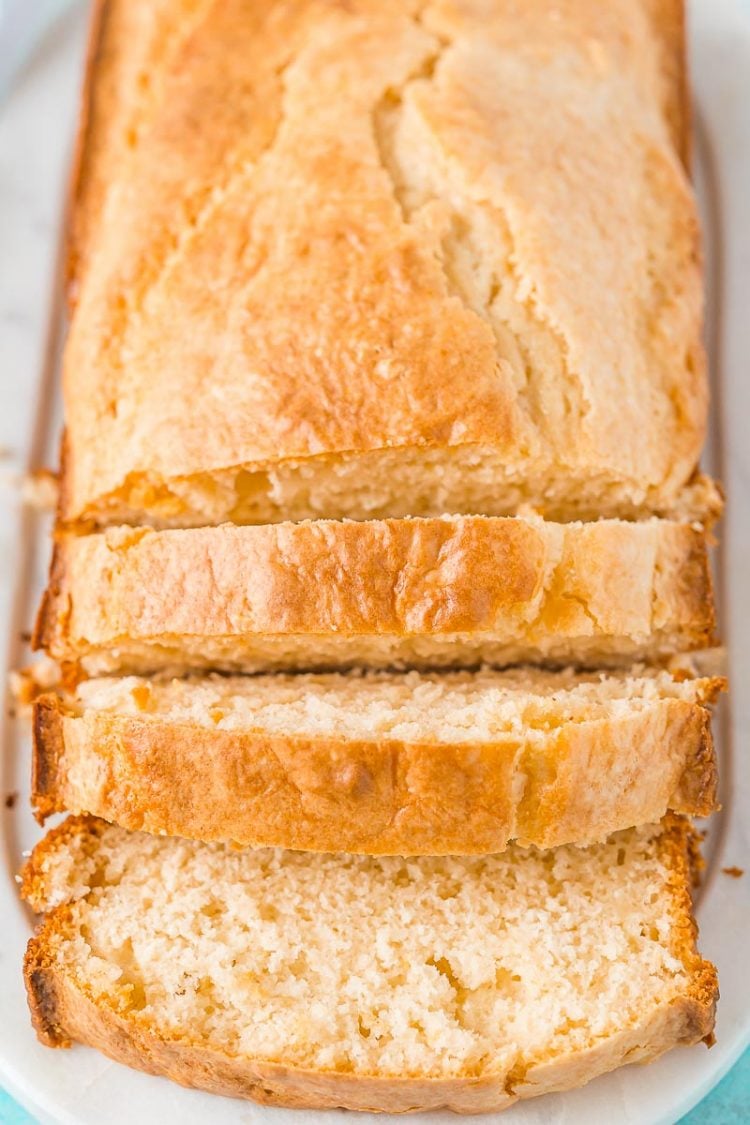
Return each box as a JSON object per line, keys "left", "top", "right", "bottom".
{"left": 35, "top": 533, "right": 75, "bottom": 675}
{"left": 33, "top": 516, "right": 715, "bottom": 675}
{"left": 21, "top": 815, "right": 718, "bottom": 1113}
{"left": 25, "top": 938, "right": 71, "bottom": 1049}
{"left": 645, "top": 0, "right": 690, "bottom": 167}
{"left": 31, "top": 697, "right": 66, "bottom": 824}
{"left": 671, "top": 707, "right": 719, "bottom": 813}
{"left": 31, "top": 686, "right": 719, "bottom": 854}
{"left": 65, "top": 0, "right": 107, "bottom": 302}
{"left": 660, "top": 815, "right": 720, "bottom": 1047}
{"left": 59, "top": 0, "right": 706, "bottom": 527}
{"left": 66, "top": 0, "right": 213, "bottom": 302}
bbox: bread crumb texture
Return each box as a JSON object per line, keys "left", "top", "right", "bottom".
{"left": 24, "top": 818, "right": 715, "bottom": 1082}
{"left": 75, "top": 665, "right": 717, "bottom": 742}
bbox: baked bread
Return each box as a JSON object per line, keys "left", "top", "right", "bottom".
{"left": 23, "top": 815, "right": 717, "bottom": 1114}
{"left": 35, "top": 515, "right": 714, "bottom": 675}
{"left": 60, "top": 0, "right": 711, "bottom": 529}
{"left": 67, "top": 0, "right": 196, "bottom": 300}
{"left": 21, "top": 2, "right": 723, "bottom": 1113}
{"left": 32, "top": 667, "right": 721, "bottom": 854}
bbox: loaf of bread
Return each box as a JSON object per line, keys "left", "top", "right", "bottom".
{"left": 23, "top": 815, "right": 716, "bottom": 1113}
{"left": 35, "top": 515, "right": 714, "bottom": 675}
{"left": 60, "top": 0, "right": 711, "bottom": 529}
{"left": 32, "top": 667, "right": 721, "bottom": 854}
{"left": 20, "top": 1, "right": 724, "bottom": 1112}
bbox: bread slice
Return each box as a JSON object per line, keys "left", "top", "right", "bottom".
{"left": 61, "top": 0, "right": 711, "bottom": 530}
{"left": 35, "top": 515, "right": 714, "bottom": 675}
{"left": 32, "top": 667, "right": 721, "bottom": 854}
{"left": 23, "top": 815, "right": 717, "bottom": 1114}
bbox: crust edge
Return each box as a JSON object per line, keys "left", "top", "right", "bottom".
{"left": 20, "top": 815, "right": 718, "bottom": 1112}
{"left": 31, "top": 691, "right": 722, "bottom": 853}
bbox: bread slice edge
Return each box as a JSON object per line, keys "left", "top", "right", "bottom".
{"left": 21, "top": 815, "right": 717, "bottom": 1113}
{"left": 31, "top": 672, "right": 721, "bottom": 852}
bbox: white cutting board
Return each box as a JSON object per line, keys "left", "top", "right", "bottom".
{"left": 0, "top": 2, "right": 748, "bottom": 1123}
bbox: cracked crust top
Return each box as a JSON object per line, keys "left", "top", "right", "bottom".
{"left": 60, "top": 0, "right": 706, "bottom": 527}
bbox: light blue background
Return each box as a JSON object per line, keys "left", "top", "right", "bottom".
{"left": 1, "top": 1047, "right": 749, "bottom": 1124}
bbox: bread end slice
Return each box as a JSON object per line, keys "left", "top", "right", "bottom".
{"left": 22, "top": 816, "right": 717, "bottom": 1113}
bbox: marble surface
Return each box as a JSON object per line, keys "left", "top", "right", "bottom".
{"left": 0, "top": 3, "right": 748, "bottom": 1125}
{"left": 5, "top": 1052, "right": 748, "bottom": 1123}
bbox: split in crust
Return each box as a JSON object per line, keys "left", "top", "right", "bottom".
{"left": 32, "top": 667, "right": 722, "bottom": 854}
{"left": 22, "top": 815, "right": 717, "bottom": 1114}
{"left": 34, "top": 515, "right": 716, "bottom": 676}
{"left": 60, "top": 0, "right": 711, "bottom": 528}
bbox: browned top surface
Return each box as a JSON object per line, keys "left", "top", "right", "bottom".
{"left": 61, "top": 0, "right": 705, "bottom": 522}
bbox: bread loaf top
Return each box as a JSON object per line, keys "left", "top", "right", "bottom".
{"left": 61, "top": 0, "right": 706, "bottom": 527}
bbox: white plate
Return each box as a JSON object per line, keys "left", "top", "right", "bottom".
{"left": 1, "top": 2, "right": 749, "bottom": 1123}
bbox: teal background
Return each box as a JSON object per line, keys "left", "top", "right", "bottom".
{"left": 1, "top": 1047, "right": 748, "bottom": 1123}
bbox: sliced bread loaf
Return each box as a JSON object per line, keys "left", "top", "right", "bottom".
{"left": 35, "top": 515, "right": 714, "bottom": 675}
{"left": 23, "top": 816, "right": 716, "bottom": 1114}
{"left": 32, "top": 667, "right": 721, "bottom": 853}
